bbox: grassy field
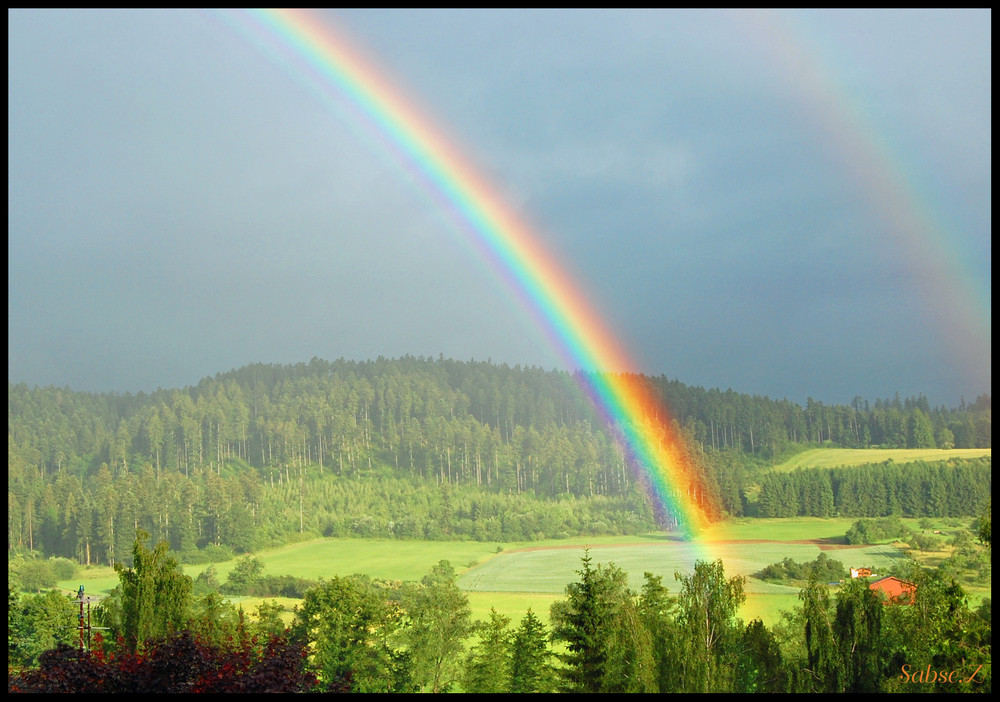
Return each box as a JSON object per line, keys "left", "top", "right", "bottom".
{"left": 456, "top": 534, "right": 908, "bottom": 626}
{"left": 698, "top": 517, "right": 860, "bottom": 541}
{"left": 57, "top": 516, "right": 987, "bottom": 630}
{"left": 771, "top": 447, "right": 990, "bottom": 472}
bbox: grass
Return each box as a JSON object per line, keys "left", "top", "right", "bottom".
{"left": 57, "top": 517, "right": 988, "bottom": 630}
{"left": 210, "top": 537, "right": 505, "bottom": 583}
{"left": 771, "top": 447, "right": 991, "bottom": 472}
{"left": 698, "top": 517, "right": 860, "bottom": 541}
{"left": 466, "top": 591, "right": 561, "bottom": 628}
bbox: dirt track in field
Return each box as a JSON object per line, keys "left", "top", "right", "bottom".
{"left": 704, "top": 538, "right": 868, "bottom": 551}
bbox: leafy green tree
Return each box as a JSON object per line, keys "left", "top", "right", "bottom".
{"left": 221, "top": 554, "right": 264, "bottom": 595}
{"left": 508, "top": 609, "right": 557, "bottom": 693}
{"left": 188, "top": 592, "right": 241, "bottom": 648}
{"left": 8, "top": 586, "right": 78, "bottom": 669}
{"left": 292, "top": 574, "right": 411, "bottom": 693}
{"left": 882, "top": 566, "right": 992, "bottom": 693}
{"left": 673, "top": 559, "right": 747, "bottom": 692}
{"left": 832, "top": 577, "right": 889, "bottom": 691}
{"left": 192, "top": 564, "right": 220, "bottom": 595}
{"left": 250, "top": 599, "right": 288, "bottom": 640}
{"left": 733, "top": 618, "right": 786, "bottom": 692}
{"left": 978, "top": 500, "right": 991, "bottom": 547}
{"left": 799, "top": 580, "right": 839, "bottom": 692}
{"left": 11, "top": 558, "right": 56, "bottom": 594}
{"left": 112, "top": 530, "right": 193, "bottom": 652}
{"left": 910, "top": 533, "right": 943, "bottom": 552}
{"left": 400, "top": 560, "right": 474, "bottom": 693}
{"left": 638, "top": 571, "right": 684, "bottom": 692}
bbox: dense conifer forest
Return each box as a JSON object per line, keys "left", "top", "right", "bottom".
{"left": 8, "top": 356, "right": 992, "bottom": 564}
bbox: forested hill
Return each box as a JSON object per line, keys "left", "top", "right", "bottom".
{"left": 7, "top": 356, "right": 991, "bottom": 563}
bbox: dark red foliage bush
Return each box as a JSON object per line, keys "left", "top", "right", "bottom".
{"left": 8, "top": 631, "right": 335, "bottom": 694}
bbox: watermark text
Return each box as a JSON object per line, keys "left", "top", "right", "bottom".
{"left": 899, "top": 664, "right": 984, "bottom": 685}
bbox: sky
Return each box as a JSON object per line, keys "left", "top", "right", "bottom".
{"left": 8, "top": 9, "right": 991, "bottom": 408}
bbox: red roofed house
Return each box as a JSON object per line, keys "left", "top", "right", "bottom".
{"left": 850, "top": 567, "right": 872, "bottom": 579}
{"left": 869, "top": 576, "right": 916, "bottom": 604}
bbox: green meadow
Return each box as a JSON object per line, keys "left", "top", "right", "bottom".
{"left": 59, "top": 520, "right": 927, "bottom": 629}
{"left": 771, "top": 447, "right": 990, "bottom": 472}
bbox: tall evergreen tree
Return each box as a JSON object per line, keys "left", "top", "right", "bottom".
{"left": 550, "top": 551, "right": 656, "bottom": 693}
{"left": 462, "top": 608, "right": 512, "bottom": 693}
{"left": 111, "top": 530, "right": 192, "bottom": 653}
{"left": 508, "top": 609, "right": 556, "bottom": 693}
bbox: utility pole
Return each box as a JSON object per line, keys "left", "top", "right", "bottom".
{"left": 75, "top": 585, "right": 107, "bottom": 651}
{"left": 77, "top": 586, "right": 86, "bottom": 651}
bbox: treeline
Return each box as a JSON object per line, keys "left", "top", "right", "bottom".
{"left": 756, "top": 459, "right": 991, "bottom": 519}
{"left": 8, "top": 357, "right": 992, "bottom": 562}
{"left": 9, "top": 358, "right": 992, "bottom": 481}
{"left": 650, "top": 376, "right": 990, "bottom": 453}
{"left": 9, "top": 533, "right": 993, "bottom": 693}
{"left": 7, "top": 465, "right": 659, "bottom": 567}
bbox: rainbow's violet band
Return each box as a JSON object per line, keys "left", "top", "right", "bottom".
{"left": 233, "top": 8, "right": 713, "bottom": 536}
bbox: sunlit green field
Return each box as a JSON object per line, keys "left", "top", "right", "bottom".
{"left": 699, "top": 517, "right": 860, "bottom": 541}
{"left": 60, "top": 520, "right": 931, "bottom": 629}
{"left": 458, "top": 540, "right": 905, "bottom": 594}
{"left": 456, "top": 537, "right": 909, "bottom": 626}
{"left": 56, "top": 447, "right": 990, "bottom": 625}
{"left": 771, "top": 447, "right": 990, "bottom": 472}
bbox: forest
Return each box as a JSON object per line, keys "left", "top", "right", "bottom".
{"left": 8, "top": 356, "right": 992, "bottom": 565}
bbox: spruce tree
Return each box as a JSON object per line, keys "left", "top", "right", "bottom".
{"left": 509, "top": 609, "right": 556, "bottom": 693}
{"left": 462, "top": 608, "right": 512, "bottom": 692}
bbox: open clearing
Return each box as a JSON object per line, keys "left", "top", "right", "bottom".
{"left": 457, "top": 539, "right": 904, "bottom": 595}
{"left": 60, "top": 516, "right": 984, "bottom": 628}
{"left": 771, "top": 447, "right": 990, "bottom": 472}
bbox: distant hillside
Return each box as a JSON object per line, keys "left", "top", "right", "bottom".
{"left": 8, "top": 356, "right": 991, "bottom": 563}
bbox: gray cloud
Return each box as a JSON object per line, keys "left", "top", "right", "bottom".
{"left": 8, "top": 9, "right": 990, "bottom": 406}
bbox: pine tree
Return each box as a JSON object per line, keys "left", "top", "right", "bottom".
{"left": 462, "top": 608, "right": 512, "bottom": 692}
{"left": 550, "top": 551, "right": 656, "bottom": 693}
{"left": 509, "top": 609, "right": 556, "bottom": 693}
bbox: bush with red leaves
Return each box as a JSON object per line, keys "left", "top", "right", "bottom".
{"left": 8, "top": 631, "right": 347, "bottom": 693}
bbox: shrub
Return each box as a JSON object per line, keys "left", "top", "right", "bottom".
{"left": 7, "top": 631, "right": 328, "bottom": 693}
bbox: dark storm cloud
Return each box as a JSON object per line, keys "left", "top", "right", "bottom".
{"left": 8, "top": 9, "right": 990, "bottom": 406}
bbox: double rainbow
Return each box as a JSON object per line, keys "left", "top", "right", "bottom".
{"left": 227, "top": 8, "right": 713, "bottom": 535}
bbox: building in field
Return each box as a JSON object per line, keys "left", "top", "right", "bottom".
{"left": 850, "top": 566, "right": 872, "bottom": 578}
{"left": 869, "top": 576, "right": 916, "bottom": 603}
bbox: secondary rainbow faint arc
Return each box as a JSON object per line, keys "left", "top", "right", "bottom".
{"left": 244, "top": 8, "right": 711, "bottom": 535}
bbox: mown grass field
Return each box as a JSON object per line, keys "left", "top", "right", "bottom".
{"left": 771, "top": 447, "right": 990, "bottom": 472}
{"left": 59, "top": 520, "right": 933, "bottom": 629}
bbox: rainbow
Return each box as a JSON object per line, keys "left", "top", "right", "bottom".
{"left": 745, "top": 10, "right": 990, "bottom": 396}
{"left": 224, "top": 8, "right": 714, "bottom": 536}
